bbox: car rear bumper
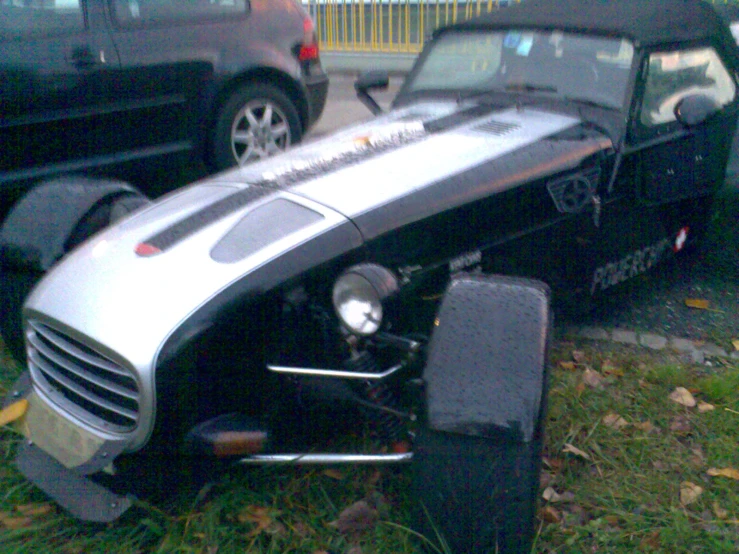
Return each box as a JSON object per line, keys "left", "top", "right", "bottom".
{"left": 304, "top": 72, "right": 329, "bottom": 129}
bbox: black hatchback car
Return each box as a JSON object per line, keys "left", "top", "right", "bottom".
{"left": 0, "top": 0, "right": 328, "bottom": 211}
{"left": 1, "top": 0, "right": 738, "bottom": 552}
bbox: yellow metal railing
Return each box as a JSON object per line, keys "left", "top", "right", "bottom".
{"left": 305, "top": 0, "right": 513, "bottom": 54}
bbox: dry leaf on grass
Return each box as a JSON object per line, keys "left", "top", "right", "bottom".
{"left": 685, "top": 298, "right": 711, "bottom": 310}
{"left": 322, "top": 469, "right": 345, "bottom": 480}
{"left": 670, "top": 414, "right": 692, "bottom": 434}
{"left": 583, "top": 368, "right": 605, "bottom": 389}
{"left": 538, "top": 505, "right": 561, "bottom": 523}
{"left": 707, "top": 468, "right": 739, "bottom": 480}
{"left": 558, "top": 360, "right": 576, "bottom": 371}
{"left": 680, "top": 481, "right": 703, "bottom": 505}
{"left": 0, "top": 513, "right": 33, "bottom": 529}
{"left": 733, "top": 339, "right": 739, "bottom": 352}
{"left": 572, "top": 350, "right": 587, "bottom": 363}
{"left": 542, "top": 487, "right": 575, "bottom": 503}
{"left": 634, "top": 420, "right": 659, "bottom": 434}
{"left": 602, "top": 412, "right": 629, "bottom": 430}
{"left": 713, "top": 502, "right": 729, "bottom": 519}
{"left": 328, "top": 499, "right": 379, "bottom": 537}
{"left": 698, "top": 401, "right": 715, "bottom": 413}
{"left": 237, "top": 506, "right": 286, "bottom": 536}
{"left": 669, "top": 387, "right": 696, "bottom": 407}
{"left": 15, "top": 503, "right": 53, "bottom": 517}
{"left": 563, "top": 443, "right": 591, "bottom": 460}
{"left": 601, "top": 360, "right": 624, "bottom": 377}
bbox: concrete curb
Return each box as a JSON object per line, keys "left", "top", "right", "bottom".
{"left": 560, "top": 326, "right": 739, "bottom": 363}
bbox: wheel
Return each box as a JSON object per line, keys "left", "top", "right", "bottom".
{"left": 0, "top": 181, "right": 149, "bottom": 363}
{"left": 212, "top": 83, "right": 302, "bottom": 170}
{"left": 412, "top": 428, "right": 543, "bottom": 554}
{"left": 411, "top": 273, "right": 551, "bottom": 553}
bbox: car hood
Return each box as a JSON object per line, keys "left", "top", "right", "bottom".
{"left": 25, "top": 100, "right": 610, "bottom": 375}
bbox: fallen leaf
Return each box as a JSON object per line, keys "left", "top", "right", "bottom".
{"left": 328, "top": 499, "right": 379, "bottom": 537}
{"left": 543, "top": 457, "right": 565, "bottom": 472}
{"left": 322, "top": 469, "right": 344, "bottom": 480}
{"left": 15, "top": 503, "right": 53, "bottom": 517}
{"left": 0, "top": 513, "right": 33, "bottom": 529}
{"left": 602, "top": 413, "right": 629, "bottom": 430}
{"left": 640, "top": 530, "right": 661, "bottom": 550}
{"left": 583, "top": 368, "right": 605, "bottom": 389}
{"left": 670, "top": 414, "right": 692, "bottom": 434}
{"left": 698, "top": 401, "right": 715, "bottom": 413}
{"left": 542, "top": 487, "right": 561, "bottom": 502}
{"left": 733, "top": 340, "right": 739, "bottom": 352}
{"left": 669, "top": 387, "right": 696, "bottom": 407}
{"left": 575, "top": 382, "right": 586, "bottom": 396}
{"left": 634, "top": 420, "right": 658, "bottom": 434}
{"left": 538, "top": 505, "right": 561, "bottom": 523}
{"left": 558, "top": 360, "right": 576, "bottom": 371}
{"left": 601, "top": 360, "right": 624, "bottom": 377}
{"left": 713, "top": 502, "right": 729, "bottom": 519}
{"left": 0, "top": 399, "right": 28, "bottom": 427}
{"left": 685, "top": 298, "right": 710, "bottom": 310}
{"left": 572, "top": 350, "right": 587, "bottom": 363}
{"left": 540, "top": 471, "right": 555, "bottom": 488}
{"left": 680, "top": 481, "right": 703, "bottom": 505}
{"left": 237, "top": 506, "right": 285, "bottom": 536}
{"left": 563, "top": 443, "right": 591, "bottom": 460}
{"left": 707, "top": 468, "right": 739, "bottom": 480}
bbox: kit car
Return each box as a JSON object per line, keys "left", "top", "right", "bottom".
{"left": 2, "top": 0, "right": 738, "bottom": 551}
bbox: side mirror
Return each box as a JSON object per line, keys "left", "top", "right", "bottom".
{"left": 354, "top": 70, "right": 390, "bottom": 115}
{"left": 674, "top": 93, "right": 720, "bottom": 127}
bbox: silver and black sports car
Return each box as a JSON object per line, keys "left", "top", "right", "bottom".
{"left": 2, "top": 0, "right": 738, "bottom": 551}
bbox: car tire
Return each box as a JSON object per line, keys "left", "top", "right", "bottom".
{"left": 411, "top": 273, "right": 550, "bottom": 553}
{"left": 212, "top": 83, "right": 302, "bottom": 171}
{"left": 412, "top": 427, "right": 542, "bottom": 554}
{"left": 0, "top": 182, "right": 149, "bottom": 363}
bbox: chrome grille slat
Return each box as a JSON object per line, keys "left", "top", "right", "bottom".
{"left": 27, "top": 321, "right": 140, "bottom": 432}
{"left": 28, "top": 320, "right": 131, "bottom": 378}
{"left": 28, "top": 334, "right": 139, "bottom": 401}
{"left": 30, "top": 353, "right": 137, "bottom": 422}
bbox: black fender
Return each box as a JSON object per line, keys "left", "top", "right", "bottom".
{"left": 0, "top": 177, "right": 149, "bottom": 362}
{"left": 413, "top": 273, "right": 551, "bottom": 554}
{"left": 0, "top": 177, "right": 148, "bottom": 273}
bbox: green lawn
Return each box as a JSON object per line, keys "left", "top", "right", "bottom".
{"left": 1, "top": 336, "right": 738, "bottom": 553}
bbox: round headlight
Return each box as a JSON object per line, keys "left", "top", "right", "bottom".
{"left": 332, "top": 264, "right": 399, "bottom": 335}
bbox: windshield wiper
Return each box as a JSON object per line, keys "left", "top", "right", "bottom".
{"left": 504, "top": 83, "right": 558, "bottom": 93}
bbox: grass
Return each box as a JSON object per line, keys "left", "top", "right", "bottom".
{"left": 1, "top": 335, "right": 738, "bottom": 553}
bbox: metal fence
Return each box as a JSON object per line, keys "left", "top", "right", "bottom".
{"left": 304, "top": 0, "right": 514, "bottom": 53}
{"left": 306, "top": 0, "right": 737, "bottom": 54}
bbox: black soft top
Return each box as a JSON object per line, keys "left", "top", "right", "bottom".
{"left": 447, "top": 0, "right": 737, "bottom": 54}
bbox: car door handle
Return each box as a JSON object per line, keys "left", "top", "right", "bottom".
{"left": 67, "top": 46, "right": 100, "bottom": 69}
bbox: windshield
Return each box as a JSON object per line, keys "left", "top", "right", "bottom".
{"left": 407, "top": 29, "right": 634, "bottom": 110}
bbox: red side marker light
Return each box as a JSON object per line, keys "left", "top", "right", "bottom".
{"left": 674, "top": 227, "right": 689, "bottom": 252}
{"left": 135, "top": 243, "right": 161, "bottom": 257}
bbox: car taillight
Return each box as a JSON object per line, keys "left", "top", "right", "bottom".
{"left": 299, "top": 16, "right": 319, "bottom": 62}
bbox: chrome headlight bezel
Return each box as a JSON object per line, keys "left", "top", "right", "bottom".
{"left": 332, "top": 264, "right": 399, "bottom": 336}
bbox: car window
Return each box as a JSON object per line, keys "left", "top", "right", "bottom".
{"left": 111, "top": 0, "right": 247, "bottom": 26}
{"left": 640, "top": 47, "right": 736, "bottom": 126}
{"left": 0, "top": 0, "right": 83, "bottom": 38}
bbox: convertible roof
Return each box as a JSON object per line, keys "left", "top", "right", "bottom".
{"left": 447, "top": 0, "right": 736, "bottom": 48}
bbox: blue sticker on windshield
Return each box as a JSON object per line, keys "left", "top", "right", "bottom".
{"left": 516, "top": 34, "right": 534, "bottom": 56}
{"left": 504, "top": 32, "right": 521, "bottom": 49}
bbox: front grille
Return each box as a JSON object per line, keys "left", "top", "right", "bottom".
{"left": 27, "top": 321, "right": 139, "bottom": 433}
